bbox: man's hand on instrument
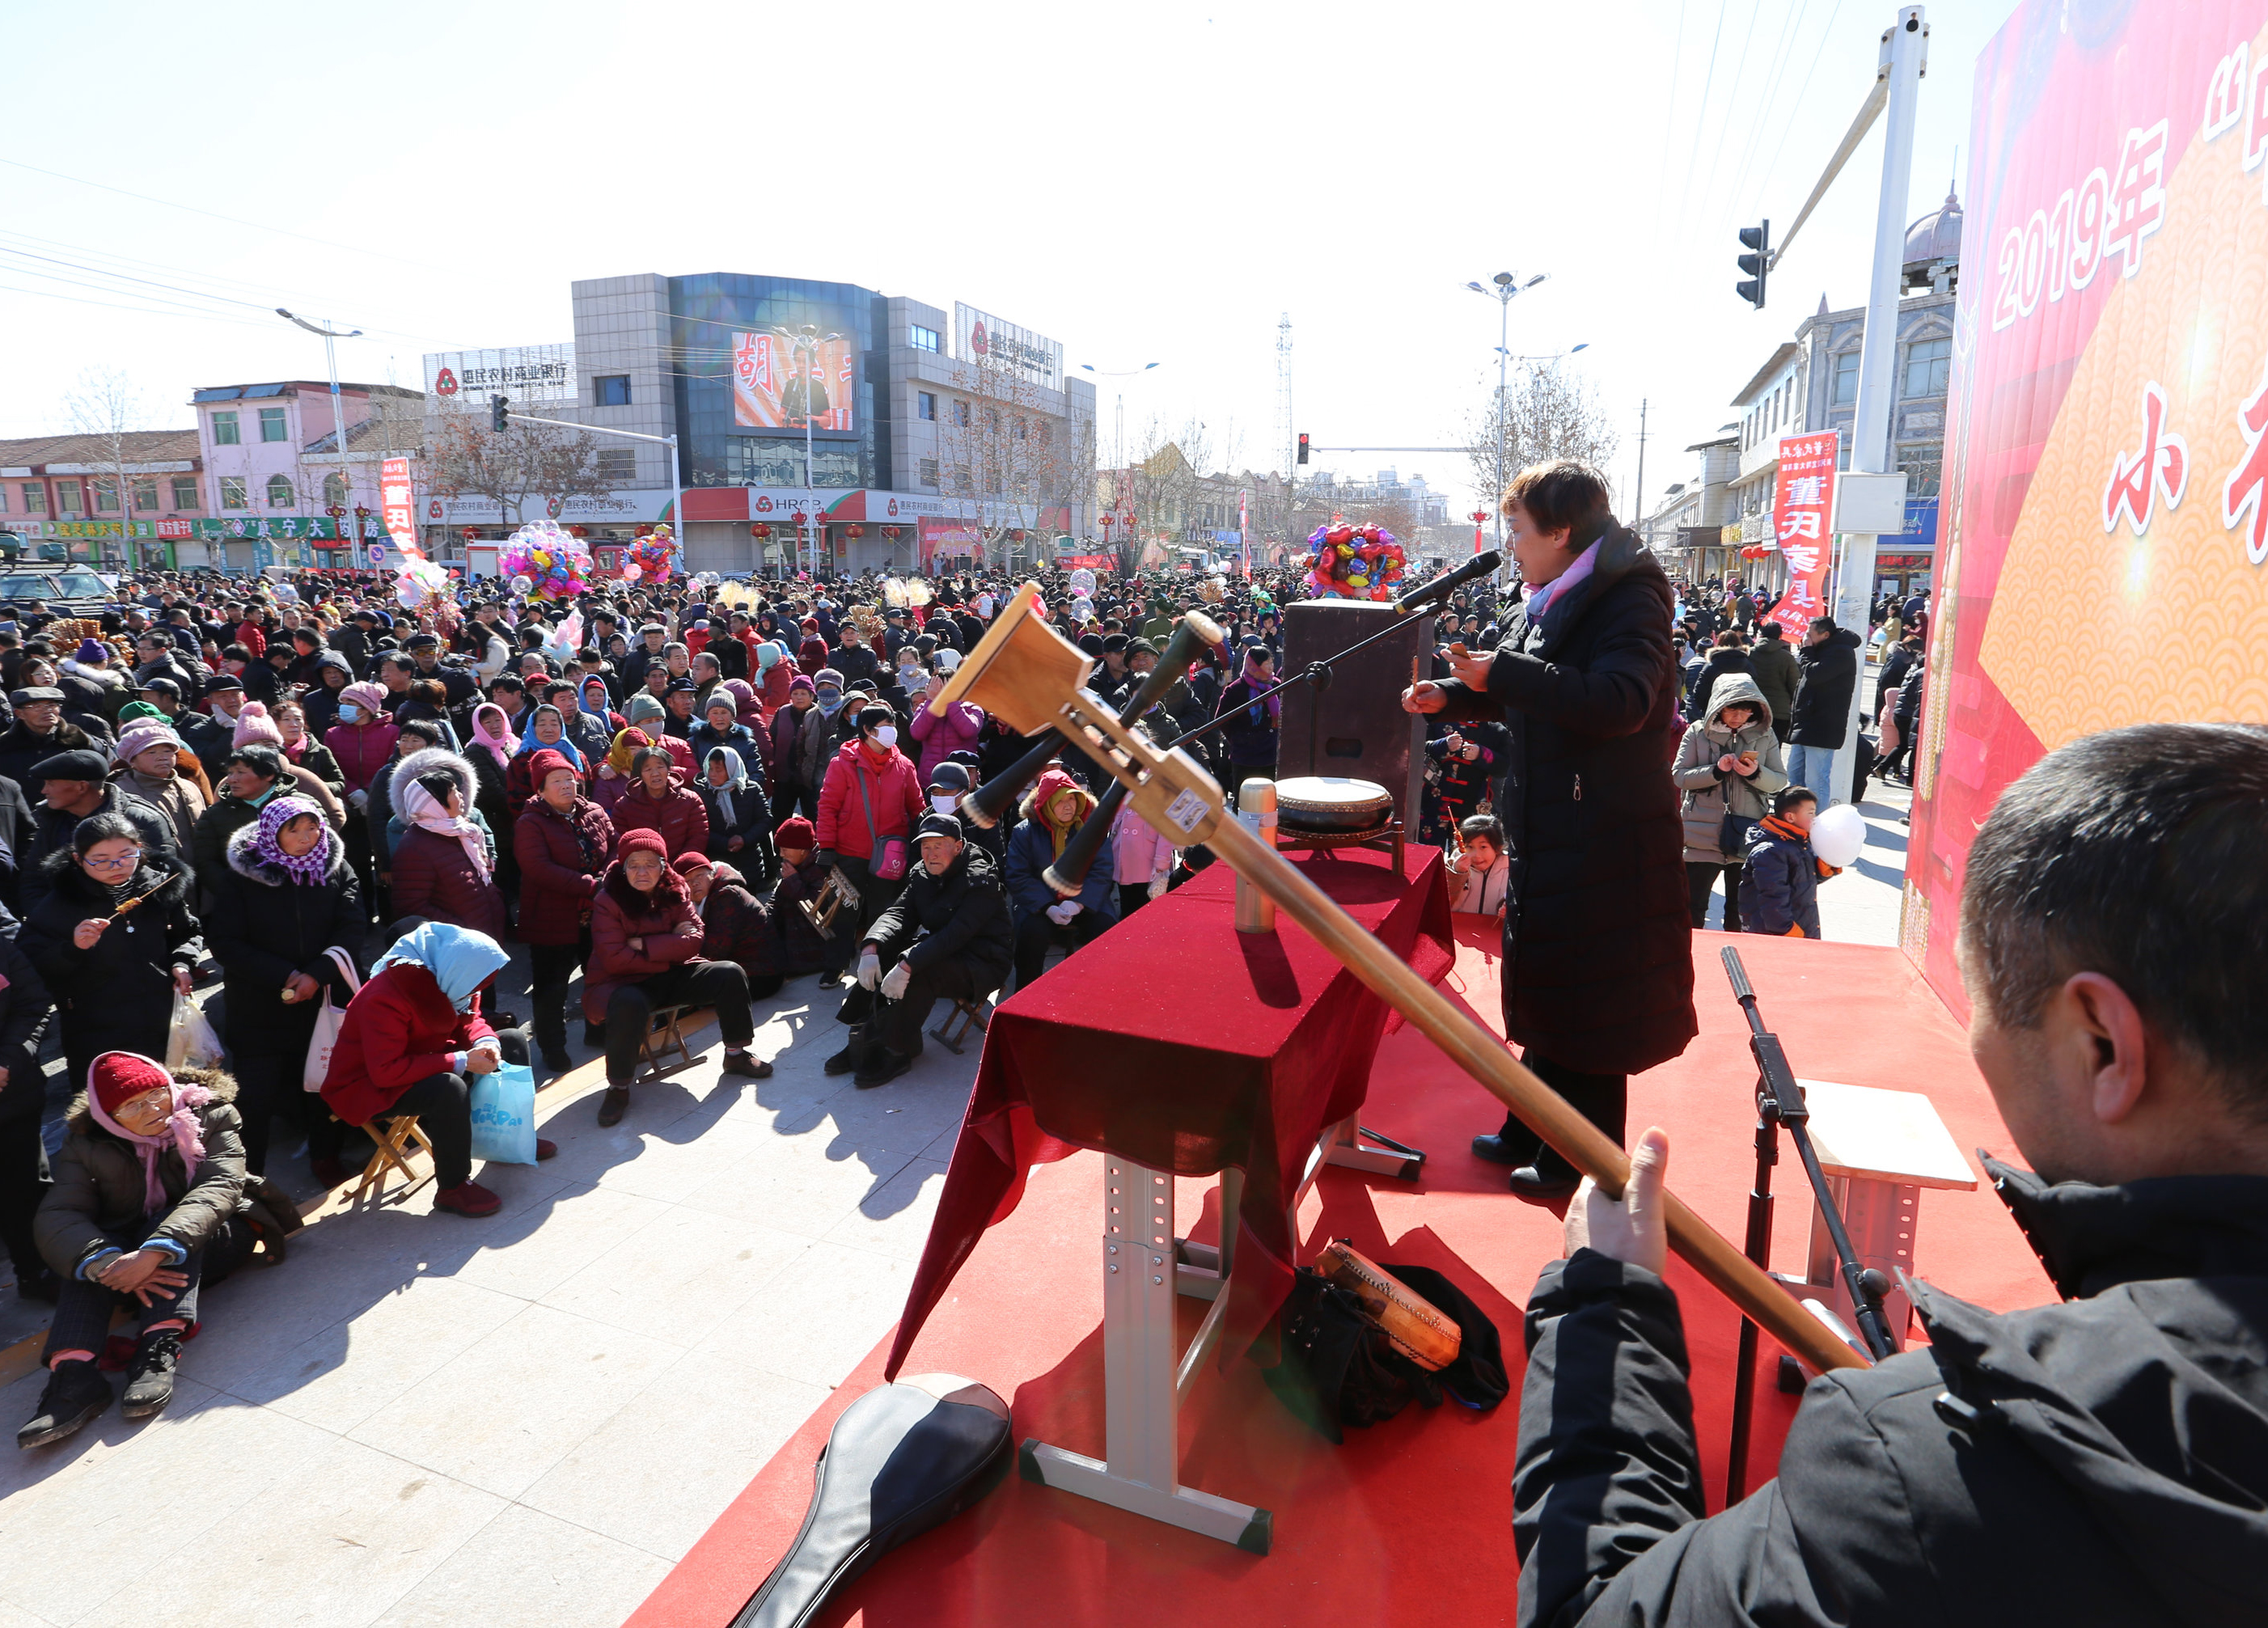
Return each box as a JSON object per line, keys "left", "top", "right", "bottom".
{"left": 1564, "top": 1126, "right": 1669, "bottom": 1275}
{"left": 878, "top": 960, "right": 912, "bottom": 1000}
{"left": 856, "top": 947, "right": 882, "bottom": 989}
{"left": 1401, "top": 681, "right": 1448, "bottom": 716}
{"left": 1441, "top": 645, "right": 1493, "bottom": 689}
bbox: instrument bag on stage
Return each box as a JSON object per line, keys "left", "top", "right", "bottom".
{"left": 732, "top": 1374, "right": 1013, "bottom": 1628}
{"left": 1255, "top": 1262, "right": 1508, "bottom": 1444}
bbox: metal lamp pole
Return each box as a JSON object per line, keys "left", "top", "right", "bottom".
{"left": 1466, "top": 274, "right": 1547, "bottom": 553}
{"left": 277, "top": 309, "right": 362, "bottom": 565}
{"left": 1078, "top": 361, "right": 1160, "bottom": 565}
{"left": 773, "top": 323, "right": 840, "bottom": 580}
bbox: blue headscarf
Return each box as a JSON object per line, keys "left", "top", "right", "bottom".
{"left": 513, "top": 703, "right": 586, "bottom": 772}
{"left": 373, "top": 923, "right": 510, "bottom": 1013}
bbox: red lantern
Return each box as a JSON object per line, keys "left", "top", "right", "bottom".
{"left": 846, "top": 523, "right": 865, "bottom": 539}
{"left": 750, "top": 522, "right": 772, "bottom": 539}
{"left": 882, "top": 525, "right": 902, "bottom": 540}
{"left": 568, "top": 525, "right": 589, "bottom": 538}
{"left": 461, "top": 528, "right": 478, "bottom": 540}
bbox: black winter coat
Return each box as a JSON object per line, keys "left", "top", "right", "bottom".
{"left": 865, "top": 845, "right": 1015, "bottom": 984}
{"left": 695, "top": 772, "right": 779, "bottom": 885}
{"left": 0, "top": 772, "right": 37, "bottom": 915}
{"left": 1789, "top": 627, "right": 1862, "bottom": 746}
{"left": 0, "top": 937, "right": 51, "bottom": 1125}
{"left": 20, "top": 845, "right": 201, "bottom": 1060}
{"left": 204, "top": 822, "right": 366, "bottom": 1057}
{"left": 1432, "top": 529, "right": 1695, "bottom": 1075}
{"left": 1513, "top": 1161, "right": 2268, "bottom": 1628}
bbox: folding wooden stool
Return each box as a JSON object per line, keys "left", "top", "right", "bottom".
{"left": 355, "top": 1114, "right": 435, "bottom": 1203}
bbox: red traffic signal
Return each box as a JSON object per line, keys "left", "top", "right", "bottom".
{"left": 1297, "top": 432, "right": 1310, "bottom": 464}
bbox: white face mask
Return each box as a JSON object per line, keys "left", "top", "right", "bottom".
{"left": 873, "top": 725, "right": 899, "bottom": 749}
{"left": 931, "top": 793, "right": 958, "bottom": 814}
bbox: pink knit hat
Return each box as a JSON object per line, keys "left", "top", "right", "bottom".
{"left": 231, "top": 700, "right": 285, "bottom": 749}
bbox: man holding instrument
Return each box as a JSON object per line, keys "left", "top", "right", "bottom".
{"left": 1513, "top": 725, "right": 2268, "bottom": 1626}
{"left": 1404, "top": 460, "right": 1694, "bottom": 1199}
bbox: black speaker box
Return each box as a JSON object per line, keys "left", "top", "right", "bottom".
{"left": 1276, "top": 599, "right": 1432, "bottom": 818}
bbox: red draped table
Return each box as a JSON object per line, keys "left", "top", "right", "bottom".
{"left": 886, "top": 843, "right": 1454, "bottom": 1551}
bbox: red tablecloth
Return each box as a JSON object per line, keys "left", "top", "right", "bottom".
{"left": 886, "top": 845, "right": 1454, "bottom": 1378}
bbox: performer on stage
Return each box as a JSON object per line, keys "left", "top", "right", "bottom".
{"left": 1403, "top": 460, "right": 1695, "bottom": 1199}
{"left": 1514, "top": 724, "right": 2268, "bottom": 1626}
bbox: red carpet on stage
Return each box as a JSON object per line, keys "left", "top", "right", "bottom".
{"left": 628, "top": 928, "right": 2050, "bottom": 1628}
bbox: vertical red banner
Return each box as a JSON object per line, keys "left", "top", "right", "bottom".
{"left": 380, "top": 457, "right": 423, "bottom": 562}
{"left": 1764, "top": 432, "right": 1839, "bottom": 641}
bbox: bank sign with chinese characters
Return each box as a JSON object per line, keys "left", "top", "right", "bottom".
{"left": 1906, "top": 0, "right": 2268, "bottom": 1013}
{"left": 422, "top": 345, "right": 576, "bottom": 407}
{"left": 953, "top": 304, "right": 1062, "bottom": 391}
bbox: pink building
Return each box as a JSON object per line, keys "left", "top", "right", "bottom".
{"left": 189, "top": 379, "right": 423, "bottom": 572}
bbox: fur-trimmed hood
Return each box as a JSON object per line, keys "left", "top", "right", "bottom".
{"left": 37, "top": 836, "right": 193, "bottom": 907}
{"left": 64, "top": 1063, "right": 237, "bottom": 1135}
{"left": 224, "top": 811, "right": 353, "bottom": 888}
{"left": 387, "top": 744, "right": 478, "bottom": 814}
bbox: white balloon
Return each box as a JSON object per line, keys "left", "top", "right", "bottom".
{"left": 1810, "top": 802, "right": 1868, "bottom": 869}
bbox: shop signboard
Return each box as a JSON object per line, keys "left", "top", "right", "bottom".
{"left": 1906, "top": 0, "right": 2268, "bottom": 1009}
{"left": 953, "top": 304, "right": 1063, "bottom": 391}
{"left": 732, "top": 331, "right": 856, "bottom": 431}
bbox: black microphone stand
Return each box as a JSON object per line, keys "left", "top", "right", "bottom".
{"left": 1721, "top": 945, "right": 1898, "bottom": 1504}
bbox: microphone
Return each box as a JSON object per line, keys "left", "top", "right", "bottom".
{"left": 1393, "top": 550, "right": 1502, "bottom": 615}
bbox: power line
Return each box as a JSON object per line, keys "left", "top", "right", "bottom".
{"left": 1673, "top": 1, "right": 1732, "bottom": 247}
{"left": 0, "top": 278, "right": 287, "bottom": 331}
{"left": 0, "top": 155, "right": 438, "bottom": 270}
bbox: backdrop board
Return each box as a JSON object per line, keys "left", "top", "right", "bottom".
{"left": 1277, "top": 600, "right": 1431, "bottom": 822}
{"left": 1908, "top": 0, "right": 2268, "bottom": 1013}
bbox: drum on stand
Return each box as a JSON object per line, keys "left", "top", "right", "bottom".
{"left": 1274, "top": 776, "right": 1394, "bottom": 836}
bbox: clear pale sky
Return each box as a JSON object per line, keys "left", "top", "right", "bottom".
{"left": 1, "top": 0, "right": 2020, "bottom": 524}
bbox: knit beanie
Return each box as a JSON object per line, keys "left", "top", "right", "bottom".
{"left": 91, "top": 1051, "right": 170, "bottom": 1117}
{"left": 232, "top": 700, "right": 285, "bottom": 749}
{"left": 340, "top": 681, "right": 387, "bottom": 715}
{"left": 670, "top": 852, "right": 712, "bottom": 877}
{"left": 789, "top": 674, "right": 816, "bottom": 696}
{"left": 526, "top": 747, "right": 573, "bottom": 785}
{"left": 74, "top": 638, "right": 108, "bottom": 664}
{"left": 116, "top": 700, "right": 166, "bottom": 727}
{"left": 617, "top": 827, "right": 667, "bottom": 860}
{"left": 114, "top": 721, "right": 183, "bottom": 767}
{"left": 776, "top": 815, "right": 816, "bottom": 850}
{"left": 625, "top": 692, "right": 666, "bottom": 725}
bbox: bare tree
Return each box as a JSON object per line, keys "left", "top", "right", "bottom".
{"left": 424, "top": 400, "right": 612, "bottom": 530}
{"left": 1465, "top": 362, "right": 1620, "bottom": 506}
{"left": 61, "top": 368, "right": 150, "bottom": 560}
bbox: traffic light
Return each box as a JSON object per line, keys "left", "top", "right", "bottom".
{"left": 1297, "top": 432, "right": 1310, "bottom": 465}
{"left": 490, "top": 394, "right": 510, "bottom": 433}
{"left": 1737, "top": 221, "right": 1770, "bottom": 309}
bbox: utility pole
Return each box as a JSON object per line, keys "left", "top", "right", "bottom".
{"left": 1631, "top": 398, "right": 1649, "bottom": 544}
{"left": 1830, "top": 5, "right": 1927, "bottom": 806}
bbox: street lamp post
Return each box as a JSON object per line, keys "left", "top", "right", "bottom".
{"left": 277, "top": 310, "right": 362, "bottom": 563}
{"left": 1464, "top": 273, "right": 1548, "bottom": 552}
{"left": 1078, "top": 361, "right": 1159, "bottom": 569}
{"left": 772, "top": 323, "right": 840, "bottom": 580}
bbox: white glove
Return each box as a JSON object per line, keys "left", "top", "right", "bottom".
{"left": 856, "top": 948, "right": 882, "bottom": 989}
{"left": 1047, "top": 900, "right": 1081, "bottom": 925}
{"left": 348, "top": 788, "right": 369, "bottom": 810}
{"left": 879, "top": 960, "right": 912, "bottom": 1000}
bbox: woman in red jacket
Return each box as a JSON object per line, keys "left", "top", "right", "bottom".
{"left": 386, "top": 750, "right": 509, "bottom": 941}
{"left": 316, "top": 922, "right": 551, "bottom": 1216}
{"left": 611, "top": 746, "right": 709, "bottom": 861}
{"left": 813, "top": 704, "right": 925, "bottom": 985}
{"left": 512, "top": 748, "right": 615, "bottom": 1072}
{"left": 584, "top": 828, "right": 768, "bottom": 1126}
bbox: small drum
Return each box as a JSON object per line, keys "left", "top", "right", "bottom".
{"left": 1274, "top": 776, "right": 1394, "bottom": 835}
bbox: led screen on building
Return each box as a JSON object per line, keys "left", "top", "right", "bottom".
{"left": 733, "top": 331, "right": 857, "bottom": 431}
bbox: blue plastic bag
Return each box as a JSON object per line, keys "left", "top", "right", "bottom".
{"left": 468, "top": 1060, "right": 538, "bottom": 1165}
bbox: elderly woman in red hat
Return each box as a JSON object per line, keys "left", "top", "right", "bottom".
{"left": 17, "top": 1051, "right": 246, "bottom": 1448}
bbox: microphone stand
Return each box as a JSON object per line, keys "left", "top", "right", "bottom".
{"left": 1721, "top": 945, "right": 1898, "bottom": 1504}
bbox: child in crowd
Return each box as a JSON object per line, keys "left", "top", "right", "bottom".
{"left": 1447, "top": 814, "right": 1511, "bottom": 916}
{"left": 1741, "top": 785, "right": 1840, "bottom": 939}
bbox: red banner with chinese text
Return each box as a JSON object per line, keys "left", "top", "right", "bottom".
{"left": 1763, "top": 432, "right": 1839, "bottom": 641}
{"left": 380, "top": 458, "right": 423, "bottom": 562}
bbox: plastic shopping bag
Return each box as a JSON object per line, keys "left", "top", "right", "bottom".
{"left": 166, "top": 992, "right": 226, "bottom": 1072}
{"left": 468, "top": 1060, "right": 539, "bottom": 1165}
{"left": 303, "top": 947, "right": 364, "bottom": 1093}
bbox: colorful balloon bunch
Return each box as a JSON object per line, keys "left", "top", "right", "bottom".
{"left": 395, "top": 556, "right": 451, "bottom": 611}
{"left": 624, "top": 524, "right": 678, "bottom": 584}
{"left": 1304, "top": 521, "right": 1407, "bottom": 601}
{"left": 499, "top": 519, "right": 594, "bottom": 603}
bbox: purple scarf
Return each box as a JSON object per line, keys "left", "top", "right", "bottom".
{"left": 252, "top": 794, "right": 334, "bottom": 883}
{"left": 86, "top": 1052, "right": 212, "bottom": 1214}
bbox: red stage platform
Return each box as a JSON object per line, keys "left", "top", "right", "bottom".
{"left": 628, "top": 928, "right": 2050, "bottom": 1628}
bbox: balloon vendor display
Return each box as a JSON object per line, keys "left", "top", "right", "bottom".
{"left": 624, "top": 524, "right": 679, "bottom": 583}
{"left": 1304, "top": 521, "right": 1407, "bottom": 601}
{"left": 499, "top": 519, "right": 594, "bottom": 603}
{"left": 394, "top": 556, "right": 451, "bottom": 611}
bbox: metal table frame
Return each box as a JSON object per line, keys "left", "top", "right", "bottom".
{"left": 1016, "top": 1112, "right": 1424, "bottom": 1553}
